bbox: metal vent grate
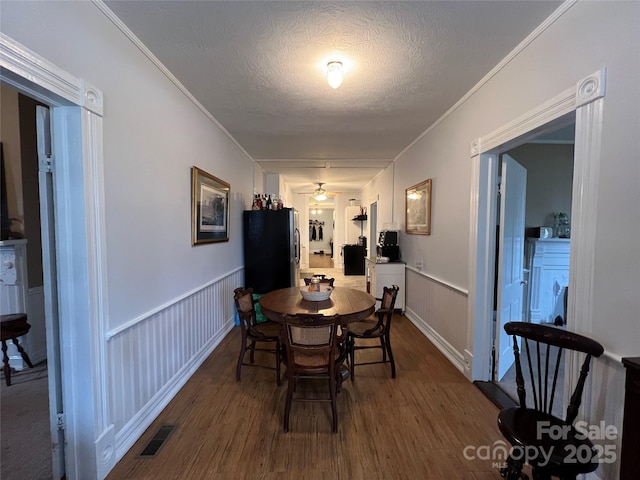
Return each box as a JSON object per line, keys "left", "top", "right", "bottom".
{"left": 139, "top": 424, "right": 175, "bottom": 458}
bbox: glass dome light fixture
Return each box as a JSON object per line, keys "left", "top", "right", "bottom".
{"left": 326, "top": 61, "right": 344, "bottom": 89}
{"left": 313, "top": 182, "right": 328, "bottom": 201}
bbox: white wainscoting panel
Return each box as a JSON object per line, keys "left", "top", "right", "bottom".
{"left": 106, "top": 268, "right": 242, "bottom": 459}
{"left": 404, "top": 268, "right": 468, "bottom": 372}
{"left": 583, "top": 353, "right": 626, "bottom": 480}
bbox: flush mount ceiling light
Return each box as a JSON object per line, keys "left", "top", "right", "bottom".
{"left": 326, "top": 61, "right": 344, "bottom": 89}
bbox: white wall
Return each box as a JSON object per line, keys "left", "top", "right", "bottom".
{"left": 507, "top": 143, "right": 574, "bottom": 231}
{"left": 0, "top": 84, "right": 23, "bottom": 226}
{"left": 395, "top": 0, "right": 640, "bottom": 358}
{"left": 0, "top": 1, "right": 254, "bottom": 326}
{"left": 361, "top": 164, "right": 395, "bottom": 241}
{"left": 395, "top": 2, "right": 639, "bottom": 478}
{"left": 1, "top": 2, "right": 255, "bottom": 478}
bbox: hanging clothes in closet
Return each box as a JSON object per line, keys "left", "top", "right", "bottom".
{"left": 318, "top": 224, "right": 323, "bottom": 240}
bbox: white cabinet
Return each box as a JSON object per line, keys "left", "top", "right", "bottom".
{"left": 0, "top": 239, "right": 28, "bottom": 315}
{"left": 366, "top": 258, "right": 405, "bottom": 312}
{"left": 526, "top": 238, "right": 570, "bottom": 324}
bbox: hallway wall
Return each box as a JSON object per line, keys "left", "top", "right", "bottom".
{"left": 2, "top": 2, "right": 256, "bottom": 477}
{"left": 394, "top": 3, "right": 639, "bottom": 478}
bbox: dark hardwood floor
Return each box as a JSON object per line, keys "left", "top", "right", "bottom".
{"left": 107, "top": 314, "right": 505, "bottom": 479}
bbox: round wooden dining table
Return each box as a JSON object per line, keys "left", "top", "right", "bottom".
{"left": 259, "top": 286, "right": 375, "bottom": 323}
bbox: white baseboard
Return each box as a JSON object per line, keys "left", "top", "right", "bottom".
{"left": 404, "top": 307, "right": 465, "bottom": 373}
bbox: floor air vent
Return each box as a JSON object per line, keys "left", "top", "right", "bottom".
{"left": 139, "top": 424, "right": 176, "bottom": 458}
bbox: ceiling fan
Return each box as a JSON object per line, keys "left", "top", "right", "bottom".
{"left": 298, "top": 183, "right": 342, "bottom": 201}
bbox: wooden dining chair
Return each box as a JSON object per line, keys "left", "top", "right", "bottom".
{"left": 497, "top": 321, "right": 604, "bottom": 480}
{"left": 347, "top": 285, "right": 399, "bottom": 380}
{"left": 1, "top": 313, "right": 34, "bottom": 386}
{"left": 233, "top": 287, "right": 282, "bottom": 385}
{"left": 303, "top": 277, "right": 335, "bottom": 287}
{"left": 281, "top": 313, "right": 346, "bottom": 433}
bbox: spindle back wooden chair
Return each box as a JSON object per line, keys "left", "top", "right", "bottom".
{"left": 497, "top": 321, "right": 604, "bottom": 480}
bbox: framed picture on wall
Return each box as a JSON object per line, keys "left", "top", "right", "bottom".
{"left": 405, "top": 178, "right": 432, "bottom": 235}
{"left": 191, "top": 166, "right": 230, "bottom": 245}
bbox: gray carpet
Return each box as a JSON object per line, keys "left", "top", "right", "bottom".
{"left": 1, "top": 361, "right": 52, "bottom": 480}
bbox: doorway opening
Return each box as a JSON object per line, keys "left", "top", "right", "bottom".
{"left": 309, "top": 207, "right": 334, "bottom": 269}
{"left": 0, "top": 83, "right": 63, "bottom": 479}
{"left": 488, "top": 120, "right": 575, "bottom": 417}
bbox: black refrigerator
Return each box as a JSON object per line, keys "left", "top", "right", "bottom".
{"left": 243, "top": 208, "right": 300, "bottom": 294}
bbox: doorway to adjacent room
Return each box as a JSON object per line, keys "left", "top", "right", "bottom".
{"left": 309, "top": 207, "right": 334, "bottom": 269}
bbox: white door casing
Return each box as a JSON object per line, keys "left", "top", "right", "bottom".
{"left": 1, "top": 32, "right": 113, "bottom": 479}
{"left": 467, "top": 68, "right": 606, "bottom": 384}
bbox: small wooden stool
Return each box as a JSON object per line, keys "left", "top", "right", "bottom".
{"left": 1, "top": 313, "right": 34, "bottom": 386}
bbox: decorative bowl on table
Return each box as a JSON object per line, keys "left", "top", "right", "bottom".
{"left": 300, "top": 285, "right": 333, "bottom": 301}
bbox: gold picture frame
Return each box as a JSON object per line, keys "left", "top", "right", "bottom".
{"left": 405, "top": 179, "right": 432, "bottom": 235}
{"left": 191, "top": 166, "right": 230, "bottom": 245}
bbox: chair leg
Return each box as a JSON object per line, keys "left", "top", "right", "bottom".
{"left": 384, "top": 333, "right": 396, "bottom": 378}
{"left": 349, "top": 337, "right": 356, "bottom": 382}
{"left": 236, "top": 333, "right": 247, "bottom": 382}
{"left": 336, "top": 364, "right": 348, "bottom": 393}
{"left": 284, "top": 373, "right": 295, "bottom": 432}
{"left": 2, "top": 340, "right": 11, "bottom": 387}
{"left": 329, "top": 374, "right": 338, "bottom": 433}
{"left": 380, "top": 337, "right": 387, "bottom": 362}
{"left": 531, "top": 468, "right": 551, "bottom": 480}
{"left": 12, "top": 338, "right": 33, "bottom": 368}
{"left": 500, "top": 455, "right": 527, "bottom": 480}
{"left": 249, "top": 340, "right": 256, "bottom": 363}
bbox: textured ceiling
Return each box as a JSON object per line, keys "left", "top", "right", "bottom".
{"left": 103, "top": 0, "right": 562, "bottom": 192}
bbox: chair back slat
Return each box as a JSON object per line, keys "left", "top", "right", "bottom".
{"left": 522, "top": 339, "right": 539, "bottom": 410}
{"left": 303, "top": 277, "right": 335, "bottom": 286}
{"left": 283, "top": 314, "right": 342, "bottom": 363}
{"left": 288, "top": 323, "right": 334, "bottom": 347}
{"left": 542, "top": 342, "right": 550, "bottom": 411}
{"left": 513, "top": 337, "right": 527, "bottom": 408}
{"left": 234, "top": 287, "right": 257, "bottom": 329}
{"left": 381, "top": 285, "right": 399, "bottom": 310}
{"left": 566, "top": 353, "right": 593, "bottom": 424}
{"left": 505, "top": 321, "right": 604, "bottom": 423}
{"left": 548, "top": 346, "right": 564, "bottom": 414}
{"left": 371, "top": 285, "right": 399, "bottom": 336}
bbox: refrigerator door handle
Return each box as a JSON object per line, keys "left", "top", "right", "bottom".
{"left": 294, "top": 227, "right": 300, "bottom": 264}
